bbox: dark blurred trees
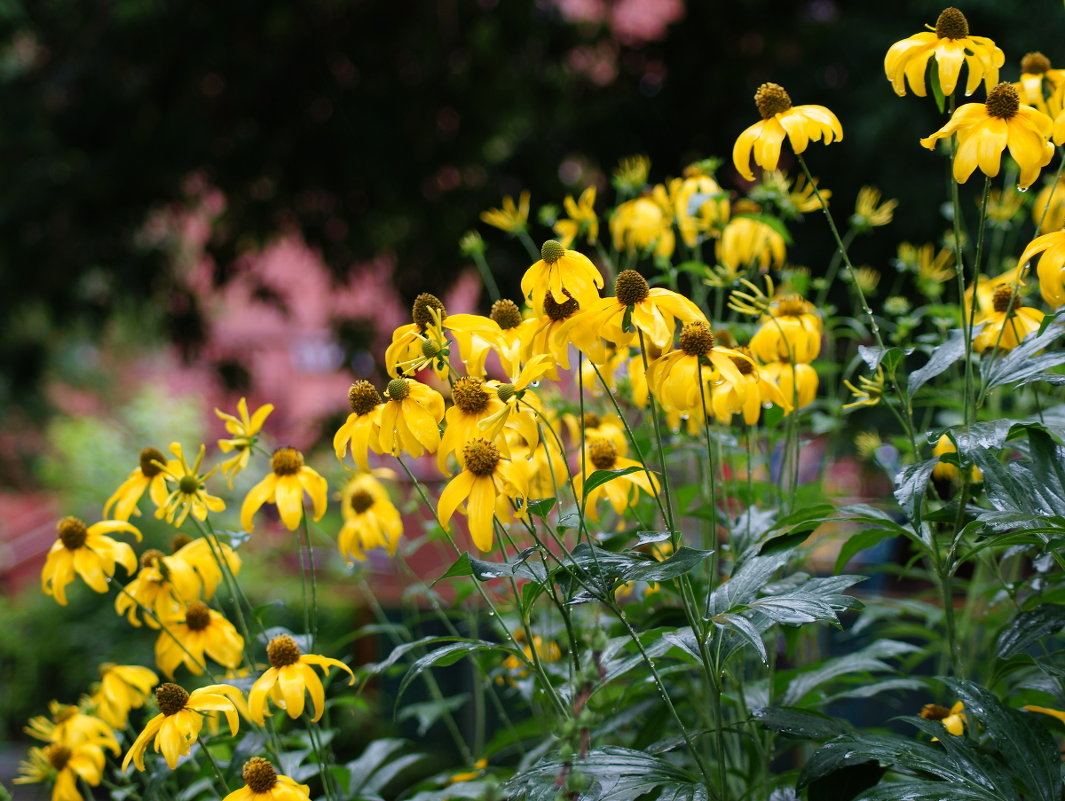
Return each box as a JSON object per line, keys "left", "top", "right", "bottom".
{"left": 1, "top": 0, "right": 1062, "bottom": 418}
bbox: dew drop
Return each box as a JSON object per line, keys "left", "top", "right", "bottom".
{"left": 762, "top": 402, "right": 773, "bottom": 409}
{"left": 1017, "top": 186, "right": 1029, "bottom": 193}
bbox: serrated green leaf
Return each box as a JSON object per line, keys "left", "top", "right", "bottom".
{"left": 982, "top": 321, "right": 1065, "bottom": 389}
{"left": 753, "top": 707, "right": 851, "bottom": 740}
{"left": 396, "top": 640, "right": 507, "bottom": 701}
{"left": 994, "top": 604, "right": 1065, "bottom": 658}
{"left": 908, "top": 328, "right": 967, "bottom": 394}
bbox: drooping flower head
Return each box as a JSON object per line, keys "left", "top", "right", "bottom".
{"left": 223, "top": 757, "right": 312, "bottom": 801}
{"left": 103, "top": 447, "right": 172, "bottom": 521}
{"left": 377, "top": 377, "right": 446, "bottom": 458}
{"left": 884, "top": 7, "right": 1003, "bottom": 98}
{"left": 154, "top": 601, "right": 244, "bottom": 678}
{"left": 732, "top": 82, "right": 842, "bottom": 181}
{"left": 24, "top": 700, "right": 119, "bottom": 753}
{"left": 438, "top": 438, "right": 530, "bottom": 551}
{"left": 646, "top": 322, "right": 751, "bottom": 415}
{"left": 15, "top": 741, "right": 107, "bottom": 801}
{"left": 554, "top": 186, "right": 599, "bottom": 247}
{"left": 920, "top": 82, "right": 1054, "bottom": 190}
{"left": 573, "top": 438, "right": 659, "bottom": 522}
{"left": 1017, "top": 228, "right": 1065, "bottom": 307}
{"left": 1014, "top": 52, "right": 1065, "bottom": 117}
{"left": 480, "top": 190, "right": 530, "bottom": 234}
{"left": 241, "top": 447, "right": 328, "bottom": 532}
{"left": 90, "top": 664, "right": 159, "bottom": 729}
{"left": 972, "top": 284, "right": 1044, "bottom": 352}
{"left": 708, "top": 346, "right": 790, "bottom": 425}
{"left": 716, "top": 214, "right": 787, "bottom": 273}
{"left": 610, "top": 185, "right": 676, "bottom": 258}
{"left": 41, "top": 516, "right": 140, "bottom": 606}
{"left": 248, "top": 634, "right": 355, "bottom": 723}
{"left": 919, "top": 701, "right": 966, "bottom": 736}
{"left": 736, "top": 288, "right": 822, "bottom": 364}
{"left": 521, "top": 239, "right": 604, "bottom": 311}
{"left": 671, "top": 164, "right": 730, "bottom": 247}
{"left": 334, "top": 380, "right": 384, "bottom": 470}
{"left": 115, "top": 548, "right": 203, "bottom": 628}
{"left": 215, "top": 398, "right": 274, "bottom": 487}
{"left": 384, "top": 293, "right": 449, "bottom": 379}
{"left": 337, "top": 473, "right": 403, "bottom": 562}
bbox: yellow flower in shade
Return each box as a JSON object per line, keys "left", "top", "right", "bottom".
{"left": 438, "top": 439, "right": 529, "bottom": 551}
{"left": 337, "top": 473, "right": 403, "bottom": 562}
{"left": 103, "top": 447, "right": 172, "bottom": 521}
{"left": 919, "top": 700, "right": 966, "bottom": 736}
{"left": 716, "top": 214, "right": 787, "bottom": 273}
{"left": 522, "top": 239, "right": 604, "bottom": 311}
{"left": 449, "top": 758, "right": 489, "bottom": 784}
{"left": 883, "top": 7, "right": 1003, "bottom": 98}
{"left": 215, "top": 398, "right": 274, "bottom": 487}
{"left": 25, "top": 700, "right": 119, "bottom": 754}
{"left": 613, "top": 154, "right": 651, "bottom": 195}
{"left": 224, "top": 757, "right": 311, "bottom": 801}
{"left": 171, "top": 534, "right": 242, "bottom": 599}
{"left": 763, "top": 361, "right": 819, "bottom": 409}
{"left": 241, "top": 447, "right": 327, "bottom": 532}
{"left": 671, "top": 165, "right": 730, "bottom": 247}
{"left": 708, "top": 347, "right": 791, "bottom": 425}
{"left": 732, "top": 82, "right": 842, "bottom": 182}
{"left": 972, "top": 284, "right": 1044, "bottom": 352}
{"left": 1014, "top": 52, "right": 1065, "bottom": 116}
{"left": 156, "top": 442, "right": 225, "bottom": 527}
{"left": 1033, "top": 177, "right": 1065, "bottom": 233}
{"left": 500, "top": 629, "right": 562, "bottom": 682}
{"left": 964, "top": 265, "right": 1024, "bottom": 322}
{"left": 334, "top": 381, "right": 384, "bottom": 471}
{"left": 507, "top": 434, "right": 568, "bottom": 501}
{"left": 920, "top": 82, "right": 1054, "bottom": 190}
{"left": 522, "top": 290, "right": 601, "bottom": 371}
{"left": 646, "top": 322, "right": 751, "bottom": 415}
{"left": 377, "top": 377, "right": 446, "bottom": 459}
{"left": 842, "top": 367, "right": 887, "bottom": 410}
{"left": 1017, "top": 229, "right": 1065, "bottom": 308}
{"left": 851, "top": 186, "right": 898, "bottom": 231}
{"left": 563, "top": 411, "right": 627, "bottom": 454}
{"left": 90, "top": 664, "right": 159, "bottom": 729}
{"left": 480, "top": 190, "right": 530, "bottom": 234}
{"left": 747, "top": 296, "right": 822, "bottom": 363}
{"left": 553, "top": 186, "right": 599, "bottom": 247}
{"left": 574, "top": 438, "right": 658, "bottom": 522}
{"left": 154, "top": 601, "right": 244, "bottom": 678}
{"left": 610, "top": 186, "right": 676, "bottom": 258}
{"left": 562, "top": 270, "right": 707, "bottom": 354}
{"left": 248, "top": 634, "right": 355, "bottom": 723}
{"left": 15, "top": 741, "right": 107, "bottom": 801}
{"left": 753, "top": 170, "right": 827, "bottom": 218}
{"left": 122, "top": 682, "right": 243, "bottom": 771}
{"left": 115, "top": 549, "right": 203, "bottom": 628}
{"left": 41, "top": 516, "right": 140, "bottom": 606}
{"left": 931, "top": 434, "right": 982, "bottom": 483}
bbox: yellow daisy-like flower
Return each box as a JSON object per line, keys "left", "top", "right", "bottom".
{"left": 851, "top": 186, "right": 898, "bottom": 231}
{"left": 919, "top": 700, "right": 966, "bottom": 737}
{"left": 476, "top": 354, "right": 555, "bottom": 443}
{"left": 337, "top": 473, "right": 403, "bottom": 562}
{"left": 449, "top": 758, "right": 489, "bottom": 784}
{"left": 438, "top": 376, "right": 508, "bottom": 474}
{"left": 122, "top": 682, "right": 243, "bottom": 771}
{"left": 444, "top": 312, "right": 514, "bottom": 379}
{"left": 1015, "top": 52, "right": 1065, "bottom": 117}
{"left": 920, "top": 82, "right": 1054, "bottom": 190}
{"left": 115, "top": 548, "right": 203, "bottom": 628}
{"left": 154, "top": 601, "right": 244, "bottom": 678}
{"left": 574, "top": 438, "right": 658, "bottom": 522}
{"left": 708, "top": 347, "right": 790, "bottom": 425}
{"left": 613, "top": 154, "right": 651, "bottom": 195}
{"left": 488, "top": 298, "right": 532, "bottom": 376}
{"left": 41, "top": 516, "right": 140, "bottom": 606}
{"left": 156, "top": 442, "right": 225, "bottom": 527}
{"left": 15, "top": 741, "right": 107, "bottom": 801}
{"left": 334, "top": 380, "right": 384, "bottom": 471}
{"left": 224, "top": 757, "right": 311, "bottom": 801}
{"left": 646, "top": 322, "right": 751, "bottom": 415}
{"left": 171, "top": 534, "right": 242, "bottom": 599}
{"left": 521, "top": 239, "right": 604, "bottom": 311}
{"left": 554, "top": 186, "right": 599, "bottom": 247}
{"left": 671, "top": 165, "right": 730, "bottom": 247}
{"left": 522, "top": 289, "right": 598, "bottom": 371}
{"left": 747, "top": 295, "right": 822, "bottom": 363}
{"left": 884, "top": 7, "right": 1003, "bottom": 98}
{"left": 1033, "top": 177, "right": 1065, "bottom": 233}
{"left": 763, "top": 361, "right": 819, "bottom": 409}
{"left": 842, "top": 367, "right": 887, "bottom": 410}
{"left": 1017, "top": 228, "right": 1065, "bottom": 308}
{"left": 241, "top": 447, "right": 328, "bottom": 532}
{"left": 90, "top": 663, "right": 159, "bottom": 729}
{"left": 25, "top": 700, "right": 119, "bottom": 753}
{"left": 931, "top": 434, "right": 982, "bottom": 483}
{"left": 716, "top": 214, "right": 787, "bottom": 273}
{"left": 103, "top": 447, "right": 172, "bottom": 521}
{"left": 500, "top": 630, "right": 562, "bottom": 682}
{"left": 377, "top": 377, "right": 446, "bottom": 459}
{"left": 384, "top": 293, "right": 449, "bottom": 379}
{"left": 248, "top": 634, "right": 355, "bottom": 723}
{"left": 972, "top": 284, "right": 1044, "bottom": 352}
{"left": 215, "top": 398, "right": 274, "bottom": 487}
{"left": 438, "top": 438, "right": 529, "bottom": 551}
{"left": 610, "top": 185, "right": 676, "bottom": 258}
{"left": 480, "top": 190, "right": 530, "bottom": 234}
{"left": 732, "top": 82, "right": 842, "bottom": 182}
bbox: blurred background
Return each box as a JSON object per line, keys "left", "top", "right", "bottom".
{"left": 1, "top": 0, "right": 1064, "bottom": 787}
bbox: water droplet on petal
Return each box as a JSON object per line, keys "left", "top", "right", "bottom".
{"left": 1018, "top": 186, "right": 1029, "bottom": 193}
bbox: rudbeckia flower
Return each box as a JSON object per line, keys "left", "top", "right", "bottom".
{"left": 521, "top": 239, "right": 604, "bottom": 311}
{"left": 480, "top": 190, "right": 530, "bottom": 234}
{"left": 671, "top": 165, "right": 730, "bottom": 247}
{"left": 573, "top": 438, "right": 658, "bottom": 522}
{"left": 334, "top": 380, "right": 384, "bottom": 471}
{"left": 1017, "top": 228, "right": 1065, "bottom": 307}
{"left": 171, "top": 534, "right": 242, "bottom": 599}
{"left": 716, "top": 215, "right": 787, "bottom": 273}
{"left": 842, "top": 367, "right": 887, "bottom": 410}
{"left": 154, "top": 601, "right": 244, "bottom": 678}
{"left": 377, "top": 377, "right": 446, "bottom": 459}
{"left": 248, "top": 634, "right": 354, "bottom": 723}
{"left": 41, "top": 516, "right": 140, "bottom": 606}
{"left": 223, "top": 757, "right": 311, "bottom": 801}
{"left": 438, "top": 376, "right": 511, "bottom": 474}
{"left": 763, "top": 361, "right": 819, "bottom": 409}
{"left": 883, "top": 7, "right": 1003, "bottom": 98}
{"left": 919, "top": 700, "right": 966, "bottom": 736}
{"left": 15, "top": 741, "right": 107, "bottom": 801}
{"left": 972, "top": 284, "right": 1044, "bottom": 352}
{"left": 747, "top": 295, "right": 822, "bottom": 363}
{"left": 476, "top": 355, "right": 555, "bottom": 443}
{"left": 384, "top": 293, "right": 449, "bottom": 379}
{"left": 25, "top": 700, "right": 119, "bottom": 753}
{"left": 121, "top": 682, "right": 243, "bottom": 771}
{"left": 103, "top": 448, "right": 172, "bottom": 521}
{"left": 553, "top": 186, "right": 599, "bottom": 247}
{"left": 337, "top": 473, "right": 403, "bottom": 562}
{"left": 708, "top": 347, "right": 791, "bottom": 425}
{"left": 90, "top": 664, "right": 159, "bottom": 729}
{"left": 115, "top": 549, "right": 203, "bottom": 627}
{"left": 489, "top": 298, "right": 533, "bottom": 376}
{"left": 646, "top": 322, "right": 751, "bottom": 415}
{"left": 732, "top": 82, "right": 842, "bottom": 182}
{"left": 241, "top": 447, "right": 328, "bottom": 532}
{"left": 920, "top": 82, "right": 1054, "bottom": 190}
{"left": 931, "top": 434, "right": 982, "bottom": 483}
{"left": 610, "top": 186, "right": 676, "bottom": 258}
{"left": 1033, "top": 177, "right": 1065, "bottom": 233}
{"left": 1014, "top": 52, "right": 1065, "bottom": 117}
{"left": 156, "top": 442, "right": 225, "bottom": 527}
{"left": 215, "top": 398, "right": 274, "bottom": 487}
{"left": 444, "top": 313, "right": 514, "bottom": 378}
{"left": 438, "top": 438, "right": 530, "bottom": 551}
{"left": 506, "top": 434, "right": 568, "bottom": 501}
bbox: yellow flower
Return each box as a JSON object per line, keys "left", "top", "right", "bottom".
{"left": 507, "top": 434, "right": 568, "bottom": 501}
{"left": 573, "top": 438, "right": 658, "bottom": 522}
{"left": 613, "top": 154, "right": 651, "bottom": 195}
{"left": 41, "top": 516, "right": 140, "bottom": 606}
{"left": 708, "top": 347, "right": 791, "bottom": 425}
{"left": 920, "top": 82, "right": 1054, "bottom": 190}
{"left": 746, "top": 295, "right": 822, "bottom": 363}
{"left": 919, "top": 700, "right": 966, "bottom": 736}
{"left": 115, "top": 549, "right": 203, "bottom": 628}
{"left": 610, "top": 186, "right": 676, "bottom": 258}
{"left": 716, "top": 215, "right": 787, "bottom": 273}
{"left": 334, "top": 381, "right": 384, "bottom": 471}
{"left": 384, "top": 293, "right": 450, "bottom": 380}
{"left": 732, "top": 82, "right": 842, "bottom": 182}
{"left": 215, "top": 398, "right": 274, "bottom": 487}
{"left": 1033, "top": 176, "right": 1065, "bottom": 233}
{"left": 1018, "top": 228, "right": 1065, "bottom": 308}
{"left": 15, "top": 741, "right": 107, "bottom": 801}
{"left": 248, "top": 634, "right": 354, "bottom": 723}
{"left": 522, "top": 239, "right": 604, "bottom": 311}
{"left": 522, "top": 289, "right": 600, "bottom": 370}
{"left": 851, "top": 186, "right": 898, "bottom": 231}
{"left": 156, "top": 442, "right": 225, "bottom": 527}
{"left": 449, "top": 758, "right": 489, "bottom": 784}
{"left": 763, "top": 361, "right": 819, "bottom": 409}
{"left": 964, "top": 265, "right": 1024, "bottom": 322}
{"left": 241, "top": 447, "right": 328, "bottom": 532}
{"left": 337, "top": 473, "right": 403, "bottom": 562}
{"left": 488, "top": 298, "right": 532, "bottom": 375}
{"left": 1014, "top": 52, "right": 1065, "bottom": 117}
{"left": 122, "top": 682, "right": 243, "bottom": 771}
{"left": 753, "top": 170, "right": 827, "bottom": 217}
{"left": 438, "top": 376, "right": 531, "bottom": 475}
{"left": 883, "top": 7, "right": 1003, "bottom": 98}
{"left": 671, "top": 165, "right": 730, "bottom": 246}
{"left": 438, "top": 438, "right": 529, "bottom": 551}
{"left": 972, "top": 284, "right": 1044, "bottom": 352}
{"left": 480, "top": 190, "right": 530, "bottom": 233}
{"left": 172, "top": 534, "right": 242, "bottom": 599}
{"left": 553, "top": 186, "right": 599, "bottom": 247}
{"left": 25, "top": 700, "right": 119, "bottom": 753}
{"left": 981, "top": 187, "right": 1025, "bottom": 227}
{"left": 90, "top": 664, "right": 159, "bottom": 729}
{"left": 500, "top": 630, "right": 562, "bottom": 681}
{"left": 476, "top": 355, "right": 556, "bottom": 442}
{"left": 842, "top": 368, "right": 887, "bottom": 410}
{"left": 103, "top": 447, "right": 172, "bottom": 521}
{"left": 444, "top": 312, "right": 515, "bottom": 378}
{"left": 154, "top": 601, "right": 244, "bottom": 678}
{"left": 224, "top": 757, "right": 311, "bottom": 801}
{"left": 563, "top": 411, "right": 628, "bottom": 454}
{"left": 931, "top": 434, "right": 982, "bottom": 483}
{"left": 377, "top": 377, "right": 446, "bottom": 459}
{"left": 646, "top": 322, "right": 751, "bottom": 415}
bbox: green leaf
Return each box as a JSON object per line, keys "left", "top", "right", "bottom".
{"left": 834, "top": 528, "right": 897, "bottom": 573}
{"left": 435, "top": 553, "right": 472, "bottom": 583}
{"left": 346, "top": 739, "right": 408, "bottom": 797}
{"left": 966, "top": 426, "right": 1065, "bottom": 529}
{"left": 908, "top": 328, "right": 967, "bottom": 394}
{"left": 994, "top": 604, "right": 1065, "bottom": 658}
{"left": 582, "top": 466, "right": 648, "bottom": 497}
{"left": 858, "top": 345, "right": 911, "bottom": 373}
{"left": 622, "top": 546, "right": 713, "bottom": 582}
{"left": 782, "top": 639, "right": 918, "bottom": 705}
{"left": 526, "top": 496, "right": 556, "bottom": 519}
{"left": 893, "top": 457, "right": 938, "bottom": 527}
{"left": 982, "top": 320, "right": 1065, "bottom": 388}
{"left": 753, "top": 707, "right": 851, "bottom": 740}
{"left": 396, "top": 694, "right": 469, "bottom": 737}
{"left": 758, "top": 503, "right": 834, "bottom": 555}
{"left": 715, "top": 613, "right": 768, "bottom": 665}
